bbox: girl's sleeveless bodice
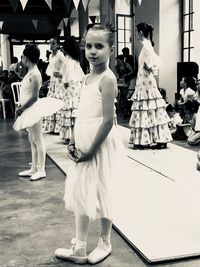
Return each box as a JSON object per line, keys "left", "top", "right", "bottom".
{"left": 77, "top": 69, "right": 117, "bottom": 120}
{"left": 19, "top": 67, "right": 42, "bottom": 105}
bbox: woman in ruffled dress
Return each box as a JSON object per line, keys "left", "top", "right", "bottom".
{"left": 43, "top": 37, "right": 65, "bottom": 133}
{"left": 58, "top": 36, "right": 85, "bottom": 143}
{"left": 129, "top": 22, "right": 172, "bottom": 149}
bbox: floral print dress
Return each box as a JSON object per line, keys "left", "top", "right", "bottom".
{"left": 129, "top": 39, "right": 172, "bottom": 146}
{"left": 58, "top": 55, "right": 85, "bottom": 140}
{"left": 43, "top": 50, "right": 65, "bottom": 133}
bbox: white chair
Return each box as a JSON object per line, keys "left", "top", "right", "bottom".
{"left": 0, "top": 81, "right": 14, "bottom": 119}
{"left": 11, "top": 82, "right": 21, "bottom": 114}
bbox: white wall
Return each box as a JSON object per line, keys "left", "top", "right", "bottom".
{"left": 135, "top": 0, "right": 181, "bottom": 103}
{"left": 115, "top": 0, "right": 130, "bottom": 14}
{"left": 1, "top": 34, "right": 11, "bottom": 70}
{"left": 135, "top": 0, "right": 159, "bottom": 61}
{"left": 135, "top": 0, "right": 159, "bottom": 85}
{"left": 159, "top": 0, "right": 181, "bottom": 103}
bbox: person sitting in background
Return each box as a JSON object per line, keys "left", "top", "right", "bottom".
{"left": 115, "top": 54, "right": 135, "bottom": 118}
{"left": 8, "top": 57, "right": 19, "bottom": 75}
{"left": 176, "top": 76, "right": 196, "bottom": 123}
{"left": 122, "top": 47, "right": 135, "bottom": 71}
{"left": 0, "top": 70, "right": 9, "bottom": 84}
{"left": 187, "top": 79, "right": 200, "bottom": 146}
{"left": 166, "top": 103, "right": 183, "bottom": 135}
{"left": 1, "top": 71, "right": 20, "bottom": 117}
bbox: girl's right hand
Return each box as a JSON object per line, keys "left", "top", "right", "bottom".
{"left": 75, "top": 149, "right": 93, "bottom": 162}
{"left": 53, "top": 71, "right": 62, "bottom": 78}
{"left": 67, "top": 144, "right": 78, "bottom": 162}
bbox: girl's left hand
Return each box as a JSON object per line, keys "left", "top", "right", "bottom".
{"left": 74, "top": 149, "right": 93, "bottom": 163}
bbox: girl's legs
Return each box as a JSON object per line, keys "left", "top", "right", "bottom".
{"left": 87, "top": 218, "right": 112, "bottom": 264}
{"left": 55, "top": 213, "right": 89, "bottom": 264}
{"left": 18, "top": 127, "right": 38, "bottom": 177}
{"left": 28, "top": 130, "right": 38, "bottom": 171}
{"left": 100, "top": 218, "right": 112, "bottom": 244}
{"left": 29, "top": 120, "right": 46, "bottom": 181}
{"left": 75, "top": 214, "right": 90, "bottom": 243}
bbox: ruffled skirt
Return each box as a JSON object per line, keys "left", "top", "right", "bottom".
{"left": 64, "top": 117, "right": 125, "bottom": 221}
{"left": 59, "top": 81, "right": 82, "bottom": 140}
{"left": 129, "top": 73, "right": 172, "bottom": 145}
{"left": 13, "top": 97, "right": 64, "bottom": 131}
{"left": 43, "top": 77, "right": 64, "bottom": 133}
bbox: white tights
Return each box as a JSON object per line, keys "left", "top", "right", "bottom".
{"left": 27, "top": 119, "right": 46, "bottom": 171}
{"left": 75, "top": 213, "right": 112, "bottom": 246}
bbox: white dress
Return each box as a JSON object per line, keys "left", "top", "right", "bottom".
{"left": 64, "top": 68, "right": 124, "bottom": 221}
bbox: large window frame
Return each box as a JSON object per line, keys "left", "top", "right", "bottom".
{"left": 182, "top": 0, "right": 194, "bottom": 62}
{"left": 116, "top": 14, "right": 134, "bottom": 57}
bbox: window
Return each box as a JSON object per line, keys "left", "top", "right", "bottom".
{"left": 182, "top": 0, "right": 194, "bottom": 62}
{"left": 116, "top": 14, "right": 133, "bottom": 56}
{"left": 182, "top": 0, "right": 200, "bottom": 66}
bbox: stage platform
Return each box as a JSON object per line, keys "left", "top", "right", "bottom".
{"left": 43, "top": 126, "right": 200, "bottom": 263}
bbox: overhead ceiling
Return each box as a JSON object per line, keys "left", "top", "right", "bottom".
{"left": 0, "top": 0, "right": 76, "bottom": 39}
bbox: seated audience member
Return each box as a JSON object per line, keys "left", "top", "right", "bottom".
{"left": 1, "top": 71, "right": 20, "bottom": 107}
{"left": 8, "top": 57, "right": 19, "bottom": 75}
{"left": 115, "top": 54, "right": 135, "bottom": 118}
{"left": 176, "top": 76, "right": 196, "bottom": 123}
{"left": 0, "top": 70, "right": 9, "bottom": 84}
{"left": 122, "top": 47, "right": 135, "bottom": 71}
{"left": 0, "top": 71, "right": 19, "bottom": 117}
{"left": 158, "top": 87, "right": 167, "bottom": 103}
{"left": 187, "top": 79, "right": 200, "bottom": 145}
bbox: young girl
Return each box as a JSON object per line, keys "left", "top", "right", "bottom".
{"left": 14, "top": 44, "right": 63, "bottom": 181}
{"left": 58, "top": 36, "right": 85, "bottom": 143}
{"left": 14, "top": 44, "right": 46, "bottom": 181}
{"left": 129, "top": 22, "right": 172, "bottom": 149}
{"left": 43, "top": 37, "right": 65, "bottom": 133}
{"left": 55, "top": 25, "right": 124, "bottom": 264}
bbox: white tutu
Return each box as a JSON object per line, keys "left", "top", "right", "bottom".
{"left": 64, "top": 118, "right": 126, "bottom": 221}
{"left": 13, "top": 97, "right": 64, "bottom": 131}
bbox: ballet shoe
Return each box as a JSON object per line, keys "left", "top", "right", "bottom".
{"left": 55, "top": 243, "right": 87, "bottom": 264}
{"left": 29, "top": 170, "right": 46, "bottom": 181}
{"left": 87, "top": 237, "right": 112, "bottom": 264}
{"left": 19, "top": 168, "right": 37, "bottom": 177}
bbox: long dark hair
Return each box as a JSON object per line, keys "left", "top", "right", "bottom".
{"left": 137, "top": 22, "right": 154, "bottom": 46}
{"left": 62, "top": 36, "right": 81, "bottom": 62}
